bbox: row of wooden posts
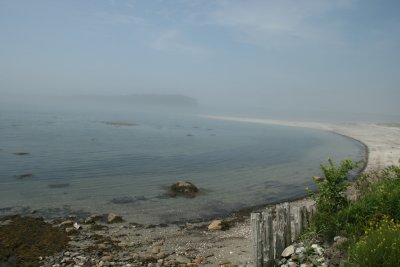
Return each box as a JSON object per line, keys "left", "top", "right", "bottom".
{"left": 251, "top": 201, "right": 316, "bottom": 267}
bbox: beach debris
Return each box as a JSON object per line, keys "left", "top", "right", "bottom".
{"left": 16, "top": 173, "right": 33, "bottom": 179}
{"left": 107, "top": 213, "right": 123, "bottom": 224}
{"left": 208, "top": 219, "right": 229, "bottom": 231}
{"left": 73, "top": 222, "right": 82, "bottom": 230}
{"left": 13, "top": 152, "right": 30, "bottom": 156}
{"left": 168, "top": 181, "right": 199, "bottom": 198}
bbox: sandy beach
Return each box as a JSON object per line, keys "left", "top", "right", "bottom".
{"left": 2, "top": 116, "right": 400, "bottom": 267}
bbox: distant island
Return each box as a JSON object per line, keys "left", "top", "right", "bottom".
{"left": 66, "top": 94, "right": 198, "bottom": 107}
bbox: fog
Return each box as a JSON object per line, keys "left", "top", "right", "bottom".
{"left": 1, "top": 1, "right": 400, "bottom": 122}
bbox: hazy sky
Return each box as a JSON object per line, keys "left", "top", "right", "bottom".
{"left": 1, "top": 0, "right": 399, "bottom": 115}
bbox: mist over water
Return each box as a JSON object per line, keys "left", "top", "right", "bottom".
{"left": 0, "top": 99, "right": 366, "bottom": 224}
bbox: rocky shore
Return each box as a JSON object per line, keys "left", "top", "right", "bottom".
{"left": 0, "top": 209, "right": 253, "bottom": 267}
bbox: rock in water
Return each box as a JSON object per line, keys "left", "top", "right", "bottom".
{"left": 168, "top": 181, "right": 199, "bottom": 198}
{"left": 107, "top": 213, "right": 123, "bottom": 224}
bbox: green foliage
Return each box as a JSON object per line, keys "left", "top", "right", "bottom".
{"left": 308, "top": 159, "right": 358, "bottom": 238}
{"left": 338, "top": 165, "right": 400, "bottom": 236}
{"left": 310, "top": 159, "right": 358, "bottom": 214}
{"left": 302, "top": 163, "right": 400, "bottom": 265}
{"left": 345, "top": 216, "right": 400, "bottom": 267}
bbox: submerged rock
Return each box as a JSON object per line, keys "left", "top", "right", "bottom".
{"left": 168, "top": 181, "right": 199, "bottom": 198}
{"left": 16, "top": 173, "right": 33, "bottom": 179}
{"left": 110, "top": 196, "right": 147, "bottom": 204}
{"left": 13, "top": 152, "right": 30, "bottom": 156}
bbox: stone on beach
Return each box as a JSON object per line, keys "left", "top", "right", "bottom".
{"left": 84, "top": 214, "right": 102, "bottom": 224}
{"left": 107, "top": 213, "right": 123, "bottom": 224}
{"left": 208, "top": 219, "right": 229, "bottom": 231}
{"left": 168, "top": 181, "right": 199, "bottom": 198}
{"left": 175, "top": 255, "right": 191, "bottom": 264}
{"left": 281, "top": 245, "right": 295, "bottom": 257}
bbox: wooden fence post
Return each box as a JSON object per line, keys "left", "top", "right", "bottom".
{"left": 251, "top": 202, "right": 315, "bottom": 267}
{"left": 262, "top": 209, "right": 274, "bottom": 267}
{"left": 275, "top": 202, "right": 291, "bottom": 258}
{"left": 251, "top": 212, "right": 263, "bottom": 267}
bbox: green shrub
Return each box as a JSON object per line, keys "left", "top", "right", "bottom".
{"left": 310, "top": 159, "right": 358, "bottom": 214}
{"left": 308, "top": 159, "right": 358, "bottom": 238}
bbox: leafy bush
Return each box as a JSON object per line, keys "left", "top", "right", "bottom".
{"left": 310, "top": 159, "right": 358, "bottom": 214}
{"left": 308, "top": 159, "right": 358, "bottom": 238}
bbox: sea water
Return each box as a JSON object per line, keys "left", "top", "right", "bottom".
{"left": 0, "top": 104, "right": 365, "bottom": 224}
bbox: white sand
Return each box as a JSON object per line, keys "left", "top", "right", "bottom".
{"left": 202, "top": 115, "right": 400, "bottom": 171}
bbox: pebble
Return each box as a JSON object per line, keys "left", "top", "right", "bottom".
{"left": 175, "top": 255, "right": 191, "bottom": 264}
{"left": 101, "top": 255, "right": 113, "bottom": 261}
{"left": 281, "top": 245, "right": 295, "bottom": 257}
{"left": 208, "top": 220, "right": 224, "bottom": 231}
{"left": 151, "top": 246, "right": 161, "bottom": 254}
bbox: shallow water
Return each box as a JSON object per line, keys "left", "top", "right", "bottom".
{"left": 0, "top": 105, "right": 365, "bottom": 224}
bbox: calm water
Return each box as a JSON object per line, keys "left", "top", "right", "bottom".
{"left": 0, "top": 105, "right": 365, "bottom": 224}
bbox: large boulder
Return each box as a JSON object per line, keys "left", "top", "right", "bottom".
{"left": 168, "top": 181, "right": 199, "bottom": 198}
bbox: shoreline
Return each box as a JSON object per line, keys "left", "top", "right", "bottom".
{"left": 2, "top": 116, "right": 400, "bottom": 266}
{"left": 202, "top": 115, "right": 400, "bottom": 172}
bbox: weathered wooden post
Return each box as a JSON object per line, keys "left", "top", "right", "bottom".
{"left": 292, "top": 206, "right": 302, "bottom": 242}
{"left": 300, "top": 206, "right": 309, "bottom": 230}
{"left": 275, "top": 202, "right": 291, "bottom": 258}
{"left": 251, "top": 212, "right": 263, "bottom": 267}
{"left": 262, "top": 209, "right": 274, "bottom": 267}
{"left": 252, "top": 201, "right": 315, "bottom": 267}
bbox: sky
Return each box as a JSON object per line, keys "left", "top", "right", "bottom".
{"left": 0, "top": 0, "right": 399, "bottom": 116}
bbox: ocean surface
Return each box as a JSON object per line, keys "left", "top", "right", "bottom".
{"left": 0, "top": 104, "right": 366, "bottom": 224}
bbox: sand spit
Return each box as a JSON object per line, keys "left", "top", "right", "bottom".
{"left": 202, "top": 115, "right": 400, "bottom": 171}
